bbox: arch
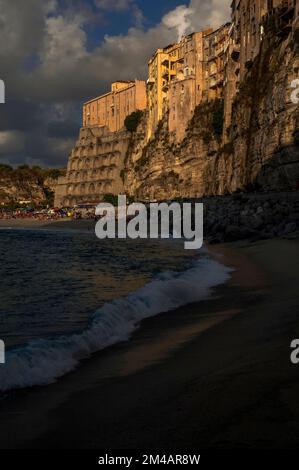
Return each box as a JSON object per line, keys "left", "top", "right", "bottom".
{"left": 94, "top": 157, "right": 99, "bottom": 168}
{"left": 89, "top": 183, "right": 95, "bottom": 194}
{"left": 107, "top": 168, "right": 114, "bottom": 178}
{"left": 70, "top": 159, "right": 78, "bottom": 171}
{"left": 97, "top": 181, "right": 104, "bottom": 193}
{"left": 64, "top": 198, "right": 70, "bottom": 207}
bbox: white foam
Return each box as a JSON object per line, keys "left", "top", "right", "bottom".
{"left": 0, "top": 257, "right": 232, "bottom": 392}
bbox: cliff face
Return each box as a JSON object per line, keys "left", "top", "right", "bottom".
{"left": 213, "top": 31, "right": 299, "bottom": 194}
{"left": 124, "top": 30, "right": 299, "bottom": 200}
{"left": 0, "top": 167, "right": 64, "bottom": 206}
{"left": 124, "top": 102, "right": 223, "bottom": 200}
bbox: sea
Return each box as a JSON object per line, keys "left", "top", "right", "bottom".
{"left": 0, "top": 228, "right": 232, "bottom": 392}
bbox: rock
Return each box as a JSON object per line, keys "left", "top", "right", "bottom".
{"left": 284, "top": 222, "right": 297, "bottom": 234}
{"left": 250, "top": 216, "right": 264, "bottom": 230}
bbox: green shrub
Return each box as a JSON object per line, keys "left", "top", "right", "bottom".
{"left": 103, "top": 194, "right": 119, "bottom": 206}
{"left": 124, "top": 110, "right": 143, "bottom": 133}
{"left": 120, "top": 169, "right": 126, "bottom": 182}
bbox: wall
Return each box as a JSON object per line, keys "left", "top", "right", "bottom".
{"left": 147, "top": 44, "right": 179, "bottom": 140}
{"left": 83, "top": 80, "right": 146, "bottom": 132}
{"left": 54, "top": 126, "right": 130, "bottom": 207}
{"left": 169, "top": 77, "right": 196, "bottom": 142}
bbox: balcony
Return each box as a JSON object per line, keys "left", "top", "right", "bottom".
{"left": 147, "top": 78, "right": 155, "bottom": 87}
{"left": 162, "top": 82, "right": 169, "bottom": 92}
{"left": 230, "top": 44, "right": 240, "bottom": 62}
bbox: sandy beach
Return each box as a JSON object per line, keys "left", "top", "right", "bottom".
{"left": 0, "top": 237, "right": 298, "bottom": 449}
{"left": 0, "top": 218, "right": 96, "bottom": 232}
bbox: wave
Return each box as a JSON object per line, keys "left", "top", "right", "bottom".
{"left": 0, "top": 256, "right": 232, "bottom": 392}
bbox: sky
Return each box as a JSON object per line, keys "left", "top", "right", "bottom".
{"left": 0, "top": 0, "right": 231, "bottom": 168}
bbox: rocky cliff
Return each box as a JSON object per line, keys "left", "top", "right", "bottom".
{"left": 0, "top": 166, "right": 64, "bottom": 206}
{"left": 124, "top": 27, "right": 299, "bottom": 200}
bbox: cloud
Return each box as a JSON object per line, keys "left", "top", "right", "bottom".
{"left": 0, "top": 131, "right": 26, "bottom": 154}
{"left": 163, "top": 5, "right": 194, "bottom": 41}
{"left": 189, "top": 0, "right": 231, "bottom": 29}
{"left": 0, "top": 0, "right": 231, "bottom": 168}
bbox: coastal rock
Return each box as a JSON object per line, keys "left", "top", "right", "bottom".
{"left": 123, "top": 28, "right": 299, "bottom": 200}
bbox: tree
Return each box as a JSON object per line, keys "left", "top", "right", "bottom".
{"left": 124, "top": 110, "right": 143, "bottom": 133}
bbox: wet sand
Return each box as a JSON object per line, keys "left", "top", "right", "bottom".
{"left": 0, "top": 239, "right": 299, "bottom": 449}
{"left": 0, "top": 218, "right": 95, "bottom": 232}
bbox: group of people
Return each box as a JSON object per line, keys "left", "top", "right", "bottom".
{"left": 0, "top": 207, "right": 96, "bottom": 220}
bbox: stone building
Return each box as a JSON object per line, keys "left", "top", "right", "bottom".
{"left": 54, "top": 126, "right": 130, "bottom": 207}
{"left": 223, "top": 0, "right": 297, "bottom": 138}
{"left": 168, "top": 29, "right": 212, "bottom": 141}
{"left": 230, "top": 1, "right": 296, "bottom": 81}
{"left": 223, "top": 22, "right": 240, "bottom": 141}
{"left": 150, "top": 25, "right": 230, "bottom": 143}
{"left": 262, "top": 0, "right": 297, "bottom": 37}
{"left": 54, "top": 80, "right": 146, "bottom": 207}
{"left": 147, "top": 43, "right": 179, "bottom": 140}
{"left": 83, "top": 80, "right": 146, "bottom": 132}
{"left": 202, "top": 23, "right": 231, "bottom": 102}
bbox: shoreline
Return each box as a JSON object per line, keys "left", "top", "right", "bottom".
{"left": 1, "top": 238, "right": 298, "bottom": 448}
{"left": 0, "top": 218, "right": 96, "bottom": 232}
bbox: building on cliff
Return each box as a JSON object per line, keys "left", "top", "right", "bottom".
{"left": 230, "top": 0, "right": 297, "bottom": 82}
{"left": 202, "top": 23, "right": 231, "bottom": 102}
{"left": 83, "top": 80, "right": 146, "bottom": 132}
{"left": 55, "top": 0, "right": 299, "bottom": 207}
{"left": 223, "top": 0, "right": 298, "bottom": 137}
{"left": 54, "top": 80, "right": 147, "bottom": 207}
{"left": 147, "top": 43, "right": 180, "bottom": 140}
{"left": 168, "top": 29, "right": 213, "bottom": 142}
{"left": 150, "top": 26, "right": 231, "bottom": 143}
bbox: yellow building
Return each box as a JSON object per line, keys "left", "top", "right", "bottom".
{"left": 147, "top": 28, "right": 220, "bottom": 142}
{"left": 83, "top": 80, "right": 147, "bottom": 133}
{"left": 147, "top": 43, "right": 179, "bottom": 140}
{"left": 168, "top": 29, "right": 213, "bottom": 141}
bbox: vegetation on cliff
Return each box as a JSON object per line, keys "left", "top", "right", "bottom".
{"left": 124, "top": 110, "right": 144, "bottom": 133}
{"left": 0, "top": 164, "right": 65, "bottom": 207}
